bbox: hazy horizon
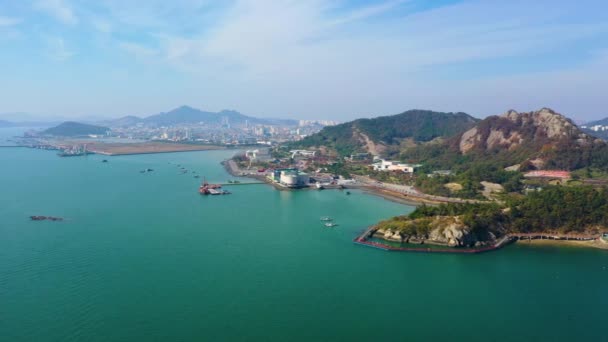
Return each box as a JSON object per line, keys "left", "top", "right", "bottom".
{"left": 1, "top": 0, "right": 607, "bottom": 122}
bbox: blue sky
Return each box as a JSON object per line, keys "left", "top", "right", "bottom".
{"left": 0, "top": 0, "right": 607, "bottom": 121}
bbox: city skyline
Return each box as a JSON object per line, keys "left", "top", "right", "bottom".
{"left": 1, "top": 0, "right": 607, "bottom": 121}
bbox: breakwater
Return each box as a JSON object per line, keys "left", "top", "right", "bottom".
{"left": 353, "top": 226, "right": 514, "bottom": 254}
{"left": 353, "top": 227, "right": 604, "bottom": 254}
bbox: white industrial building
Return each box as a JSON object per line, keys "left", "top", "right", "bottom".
{"left": 289, "top": 150, "right": 316, "bottom": 158}
{"left": 372, "top": 159, "right": 420, "bottom": 173}
{"left": 279, "top": 170, "right": 310, "bottom": 188}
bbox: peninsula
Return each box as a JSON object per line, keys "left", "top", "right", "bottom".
{"left": 240, "top": 107, "right": 608, "bottom": 251}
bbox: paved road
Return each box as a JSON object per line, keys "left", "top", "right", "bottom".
{"left": 353, "top": 175, "right": 485, "bottom": 204}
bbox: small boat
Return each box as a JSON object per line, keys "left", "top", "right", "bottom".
{"left": 320, "top": 217, "right": 332, "bottom": 221}
{"left": 147, "top": 168, "right": 154, "bottom": 172}
{"left": 316, "top": 183, "right": 324, "bottom": 190}
{"left": 140, "top": 170, "right": 146, "bottom": 173}
{"left": 346, "top": 191, "right": 351, "bottom": 195}
{"left": 194, "top": 175, "right": 200, "bottom": 178}
{"left": 102, "top": 159, "right": 108, "bottom": 163}
{"left": 30, "top": 215, "right": 63, "bottom": 221}
{"left": 324, "top": 222, "right": 337, "bottom": 227}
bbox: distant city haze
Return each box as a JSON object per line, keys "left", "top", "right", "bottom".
{"left": 0, "top": 1, "right": 607, "bottom": 121}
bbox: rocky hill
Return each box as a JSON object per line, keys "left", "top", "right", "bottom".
{"left": 42, "top": 122, "right": 110, "bottom": 137}
{"left": 291, "top": 109, "right": 478, "bottom": 157}
{"left": 403, "top": 108, "right": 608, "bottom": 171}
{"left": 459, "top": 108, "right": 589, "bottom": 154}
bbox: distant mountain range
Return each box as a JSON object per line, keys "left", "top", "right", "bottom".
{"left": 102, "top": 105, "right": 298, "bottom": 127}
{"left": 42, "top": 122, "right": 110, "bottom": 137}
{"left": 0, "top": 120, "right": 14, "bottom": 128}
{"left": 290, "top": 109, "right": 479, "bottom": 156}
{"left": 0, "top": 106, "right": 298, "bottom": 129}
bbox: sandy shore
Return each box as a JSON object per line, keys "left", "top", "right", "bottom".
{"left": 83, "top": 142, "right": 225, "bottom": 155}
{"left": 516, "top": 238, "right": 608, "bottom": 250}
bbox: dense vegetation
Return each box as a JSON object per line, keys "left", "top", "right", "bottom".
{"left": 381, "top": 186, "right": 608, "bottom": 235}
{"left": 42, "top": 121, "right": 110, "bottom": 137}
{"left": 291, "top": 110, "right": 478, "bottom": 157}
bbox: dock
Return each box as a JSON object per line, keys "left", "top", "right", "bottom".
{"left": 219, "top": 182, "right": 265, "bottom": 186}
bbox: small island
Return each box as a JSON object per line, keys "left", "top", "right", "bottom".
{"left": 42, "top": 121, "right": 110, "bottom": 137}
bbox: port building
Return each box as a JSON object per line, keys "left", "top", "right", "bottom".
{"left": 268, "top": 168, "right": 310, "bottom": 188}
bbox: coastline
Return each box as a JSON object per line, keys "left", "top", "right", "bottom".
{"left": 224, "top": 157, "right": 608, "bottom": 253}
{"left": 81, "top": 142, "right": 226, "bottom": 156}
{"left": 516, "top": 238, "right": 608, "bottom": 250}
{"left": 224, "top": 157, "right": 440, "bottom": 205}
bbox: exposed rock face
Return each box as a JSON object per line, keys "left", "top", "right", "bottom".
{"left": 376, "top": 216, "right": 498, "bottom": 247}
{"left": 458, "top": 108, "right": 591, "bottom": 154}
{"left": 354, "top": 129, "right": 386, "bottom": 156}
{"left": 459, "top": 127, "right": 479, "bottom": 153}
{"left": 426, "top": 217, "right": 477, "bottom": 247}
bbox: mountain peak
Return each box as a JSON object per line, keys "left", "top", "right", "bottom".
{"left": 170, "top": 105, "right": 198, "bottom": 113}
{"left": 458, "top": 108, "right": 596, "bottom": 168}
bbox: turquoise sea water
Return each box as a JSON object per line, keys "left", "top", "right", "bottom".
{"left": 1, "top": 128, "right": 607, "bottom": 341}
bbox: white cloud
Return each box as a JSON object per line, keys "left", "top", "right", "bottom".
{"left": 34, "top": 0, "right": 78, "bottom": 25}
{"left": 119, "top": 42, "right": 158, "bottom": 59}
{"left": 4, "top": 0, "right": 608, "bottom": 119}
{"left": 91, "top": 17, "right": 112, "bottom": 33}
{"left": 0, "top": 16, "right": 22, "bottom": 27}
